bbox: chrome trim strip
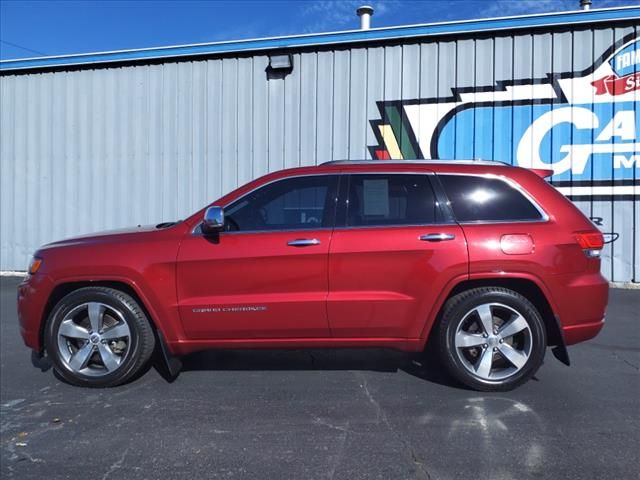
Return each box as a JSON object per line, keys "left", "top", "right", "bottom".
{"left": 332, "top": 222, "right": 455, "bottom": 232}
{"left": 211, "top": 227, "right": 333, "bottom": 236}
{"left": 322, "top": 159, "right": 509, "bottom": 167}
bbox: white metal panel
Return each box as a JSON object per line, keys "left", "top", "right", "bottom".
{"left": 365, "top": 47, "right": 384, "bottom": 157}
{"left": 237, "top": 57, "right": 254, "bottom": 186}
{"left": 283, "top": 54, "right": 301, "bottom": 170}
{"left": 332, "top": 50, "right": 350, "bottom": 161}
{"left": 299, "top": 52, "right": 318, "bottom": 167}
{"left": 315, "top": 51, "right": 334, "bottom": 164}
{"left": 348, "top": 48, "right": 368, "bottom": 160}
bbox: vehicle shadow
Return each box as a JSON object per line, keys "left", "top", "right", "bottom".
{"left": 166, "top": 345, "right": 466, "bottom": 390}
{"left": 31, "top": 341, "right": 463, "bottom": 390}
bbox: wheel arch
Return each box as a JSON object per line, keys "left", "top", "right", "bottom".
{"left": 40, "top": 280, "right": 161, "bottom": 354}
{"left": 424, "top": 276, "right": 568, "bottom": 363}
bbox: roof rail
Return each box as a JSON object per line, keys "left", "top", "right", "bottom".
{"left": 320, "top": 159, "right": 511, "bottom": 166}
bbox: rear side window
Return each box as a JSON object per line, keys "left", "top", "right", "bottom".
{"left": 438, "top": 175, "right": 543, "bottom": 222}
{"left": 346, "top": 174, "right": 442, "bottom": 227}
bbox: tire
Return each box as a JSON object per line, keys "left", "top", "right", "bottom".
{"left": 438, "top": 287, "right": 546, "bottom": 392}
{"left": 44, "top": 287, "right": 156, "bottom": 388}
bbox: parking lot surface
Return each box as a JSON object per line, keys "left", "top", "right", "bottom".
{"left": 1, "top": 276, "right": 638, "bottom": 479}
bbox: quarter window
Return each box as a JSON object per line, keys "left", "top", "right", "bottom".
{"left": 346, "top": 174, "right": 441, "bottom": 227}
{"left": 224, "top": 175, "right": 336, "bottom": 232}
{"left": 438, "top": 175, "right": 543, "bottom": 222}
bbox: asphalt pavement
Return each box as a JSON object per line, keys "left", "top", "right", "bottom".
{"left": 1, "top": 276, "right": 639, "bottom": 480}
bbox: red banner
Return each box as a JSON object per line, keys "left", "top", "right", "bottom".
{"left": 591, "top": 73, "right": 640, "bottom": 96}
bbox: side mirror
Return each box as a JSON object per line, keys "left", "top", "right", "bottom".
{"left": 202, "top": 206, "right": 224, "bottom": 235}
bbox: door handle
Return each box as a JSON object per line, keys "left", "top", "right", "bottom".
{"left": 287, "top": 238, "right": 321, "bottom": 247}
{"left": 419, "top": 233, "right": 456, "bottom": 242}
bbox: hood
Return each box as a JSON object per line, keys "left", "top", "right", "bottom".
{"left": 39, "top": 223, "right": 182, "bottom": 251}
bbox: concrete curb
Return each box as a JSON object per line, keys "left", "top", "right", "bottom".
{"left": 0, "top": 271, "right": 27, "bottom": 277}
{"left": 609, "top": 282, "right": 640, "bottom": 290}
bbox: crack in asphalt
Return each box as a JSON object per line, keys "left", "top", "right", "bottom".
{"left": 102, "top": 447, "right": 129, "bottom": 480}
{"left": 311, "top": 417, "right": 353, "bottom": 478}
{"left": 313, "top": 417, "right": 352, "bottom": 433}
{"left": 1, "top": 399, "right": 68, "bottom": 474}
{"left": 328, "top": 423, "right": 349, "bottom": 480}
{"left": 355, "top": 372, "right": 431, "bottom": 480}
{"left": 3, "top": 438, "right": 44, "bottom": 477}
{"left": 611, "top": 351, "right": 640, "bottom": 371}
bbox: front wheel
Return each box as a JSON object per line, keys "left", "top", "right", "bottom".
{"left": 438, "top": 287, "right": 546, "bottom": 392}
{"left": 44, "top": 287, "right": 156, "bottom": 387}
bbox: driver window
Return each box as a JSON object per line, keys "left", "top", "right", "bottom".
{"left": 224, "top": 175, "right": 334, "bottom": 232}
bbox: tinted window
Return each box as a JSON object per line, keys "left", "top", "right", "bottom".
{"left": 346, "top": 174, "right": 441, "bottom": 227}
{"left": 224, "top": 175, "right": 335, "bottom": 231}
{"left": 439, "top": 175, "right": 543, "bottom": 222}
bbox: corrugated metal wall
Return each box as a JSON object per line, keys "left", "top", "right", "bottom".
{"left": 1, "top": 23, "right": 638, "bottom": 282}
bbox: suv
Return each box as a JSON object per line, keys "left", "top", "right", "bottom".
{"left": 17, "top": 161, "right": 608, "bottom": 391}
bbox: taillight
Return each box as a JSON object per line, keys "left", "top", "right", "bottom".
{"left": 575, "top": 231, "right": 604, "bottom": 258}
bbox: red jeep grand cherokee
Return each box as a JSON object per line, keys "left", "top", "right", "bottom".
{"left": 17, "top": 160, "right": 608, "bottom": 391}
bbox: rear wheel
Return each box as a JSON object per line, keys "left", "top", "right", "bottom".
{"left": 44, "top": 287, "right": 155, "bottom": 387}
{"left": 438, "top": 287, "right": 546, "bottom": 391}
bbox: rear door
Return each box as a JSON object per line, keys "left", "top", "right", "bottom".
{"left": 327, "top": 172, "right": 468, "bottom": 339}
{"left": 177, "top": 174, "right": 338, "bottom": 339}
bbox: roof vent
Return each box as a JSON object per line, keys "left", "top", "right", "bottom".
{"left": 580, "top": 0, "right": 592, "bottom": 10}
{"left": 357, "top": 5, "right": 374, "bottom": 30}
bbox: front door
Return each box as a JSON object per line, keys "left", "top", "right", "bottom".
{"left": 177, "top": 174, "right": 339, "bottom": 339}
{"left": 327, "top": 173, "right": 468, "bottom": 339}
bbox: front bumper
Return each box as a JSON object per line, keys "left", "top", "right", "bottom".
{"left": 17, "top": 273, "right": 54, "bottom": 352}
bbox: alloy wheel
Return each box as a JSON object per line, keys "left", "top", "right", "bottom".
{"left": 56, "top": 302, "right": 131, "bottom": 377}
{"left": 454, "top": 302, "right": 532, "bottom": 381}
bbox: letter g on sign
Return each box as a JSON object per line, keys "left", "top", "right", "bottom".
{"left": 517, "top": 106, "right": 599, "bottom": 176}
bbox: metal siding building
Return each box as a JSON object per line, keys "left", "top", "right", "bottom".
{"left": 0, "top": 7, "right": 638, "bottom": 282}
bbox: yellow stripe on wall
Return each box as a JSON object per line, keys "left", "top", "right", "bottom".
{"left": 378, "top": 124, "right": 403, "bottom": 160}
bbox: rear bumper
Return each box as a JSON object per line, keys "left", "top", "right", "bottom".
{"left": 562, "top": 319, "right": 605, "bottom": 345}
{"left": 547, "top": 271, "right": 608, "bottom": 346}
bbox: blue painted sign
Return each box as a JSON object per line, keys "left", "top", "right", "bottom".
{"left": 370, "top": 35, "right": 639, "bottom": 199}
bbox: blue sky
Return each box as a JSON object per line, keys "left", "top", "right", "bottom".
{"left": 0, "top": 0, "right": 634, "bottom": 60}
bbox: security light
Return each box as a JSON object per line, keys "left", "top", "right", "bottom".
{"left": 269, "top": 54, "right": 293, "bottom": 70}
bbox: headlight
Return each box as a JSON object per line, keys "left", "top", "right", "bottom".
{"left": 28, "top": 257, "right": 43, "bottom": 275}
